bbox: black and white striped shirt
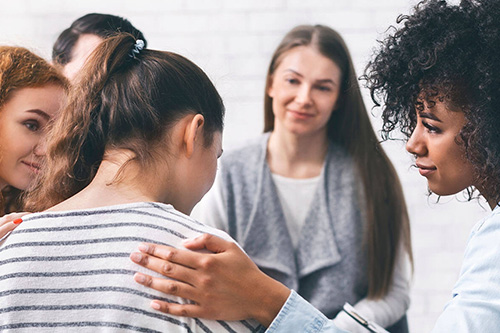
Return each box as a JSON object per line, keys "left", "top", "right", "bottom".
{"left": 0, "top": 202, "right": 264, "bottom": 332}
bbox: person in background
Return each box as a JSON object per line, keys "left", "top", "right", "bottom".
{"left": 1, "top": 13, "right": 143, "bottom": 239}
{"left": 0, "top": 34, "right": 263, "bottom": 332}
{"left": 129, "top": 0, "right": 500, "bottom": 331}
{"left": 133, "top": 24, "right": 413, "bottom": 332}
{"left": 52, "top": 13, "right": 146, "bottom": 80}
{"left": 0, "top": 46, "right": 66, "bottom": 237}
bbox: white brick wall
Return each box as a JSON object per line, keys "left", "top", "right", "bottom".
{"left": 0, "top": 1, "right": 488, "bottom": 331}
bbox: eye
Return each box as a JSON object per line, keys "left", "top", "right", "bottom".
{"left": 23, "top": 120, "right": 40, "bottom": 132}
{"left": 285, "top": 78, "right": 300, "bottom": 85}
{"left": 422, "top": 121, "right": 441, "bottom": 134}
{"left": 316, "top": 85, "right": 332, "bottom": 92}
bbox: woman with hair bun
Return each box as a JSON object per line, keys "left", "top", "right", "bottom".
{"left": 0, "top": 46, "right": 66, "bottom": 237}
{"left": 0, "top": 34, "right": 261, "bottom": 332}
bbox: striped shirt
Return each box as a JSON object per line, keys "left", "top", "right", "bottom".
{"left": 0, "top": 202, "right": 264, "bottom": 333}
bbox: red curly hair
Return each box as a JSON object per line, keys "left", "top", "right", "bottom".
{"left": 0, "top": 46, "right": 68, "bottom": 214}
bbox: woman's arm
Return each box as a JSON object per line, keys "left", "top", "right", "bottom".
{"left": 130, "top": 234, "right": 290, "bottom": 327}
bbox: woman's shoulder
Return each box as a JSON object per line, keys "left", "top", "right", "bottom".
{"left": 461, "top": 206, "right": 500, "bottom": 270}
{"left": 472, "top": 205, "right": 500, "bottom": 236}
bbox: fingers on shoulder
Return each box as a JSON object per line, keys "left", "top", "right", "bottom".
{"left": 151, "top": 301, "right": 204, "bottom": 318}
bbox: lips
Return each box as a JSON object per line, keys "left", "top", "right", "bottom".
{"left": 416, "top": 162, "right": 436, "bottom": 177}
{"left": 21, "top": 161, "right": 41, "bottom": 173}
{"left": 288, "top": 110, "right": 314, "bottom": 119}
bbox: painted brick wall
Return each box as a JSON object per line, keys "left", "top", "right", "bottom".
{"left": 0, "top": 1, "right": 488, "bottom": 331}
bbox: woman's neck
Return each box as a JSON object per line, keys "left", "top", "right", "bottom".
{"left": 47, "top": 149, "right": 166, "bottom": 212}
{"left": 267, "top": 128, "right": 328, "bottom": 179}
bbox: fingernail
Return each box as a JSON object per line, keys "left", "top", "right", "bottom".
{"left": 130, "top": 252, "right": 142, "bottom": 263}
{"left": 13, "top": 218, "right": 23, "bottom": 225}
{"left": 151, "top": 301, "right": 161, "bottom": 310}
{"left": 134, "top": 273, "right": 146, "bottom": 283}
{"left": 182, "top": 237, "right": 196, "bottom": 244}
{"left": 138, "top": 243, "right": 149, "bottom": 252}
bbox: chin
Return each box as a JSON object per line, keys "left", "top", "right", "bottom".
{"left": 428, "top": 184, "right": 468, "bottom": 197}
{"left": 8, "top": 180, "right": 30, "bottom": 191}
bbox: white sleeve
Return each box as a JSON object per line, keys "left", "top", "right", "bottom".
{"left": 190, "top": 171, "right": 229, "bottom": 232}
{"left": 332, "top": 245, "right": 412, "bottom": 332}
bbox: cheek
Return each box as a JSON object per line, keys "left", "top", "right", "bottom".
{"left": 324, "top": 93, "right": 339, "bottom": 113}
{"left": 11, "top": 133, "right": 36, "bottom": 157}
{"left": 271, "top": 85, "right": 295, "bottom": 104}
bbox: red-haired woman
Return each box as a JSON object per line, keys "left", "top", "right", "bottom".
{"left": 0, "top": 46, "right": 66, "bottom": 238}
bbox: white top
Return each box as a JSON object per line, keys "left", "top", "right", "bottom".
{"left": 0, "top": 202, "right": 263, "bottom": 333}
{"left": 193, "top": 174, "right": 412, "bottom": 331}
{"left": 271, "top": 173, "right": 321, "bottom": 248}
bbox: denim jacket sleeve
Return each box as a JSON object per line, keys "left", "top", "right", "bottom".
{"left": 266, "top": 291, "right": 348, "bottom": 333}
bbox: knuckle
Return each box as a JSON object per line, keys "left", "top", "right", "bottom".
{"left": 180, "top": 309, "right": 188, "bottom": 317}
{"left": 140, "top": 254, "right": 149, "bottom": 265}
{"left": 161, "top": 262, "right": 173, "bottom": 275}
{"left": 165, "top": 249, "right": 176, "bottom": 261}
{"left": 147, "top": 244, "right": 157, "bottom": 256}
{"left": 199, "top": 257, "right": 214, "bottom": 270}
{"left": 145, "top": 276, "right": 154, "bottom": 287}
{"left": 167, "top": 282, "right": 179, "bottom": 294}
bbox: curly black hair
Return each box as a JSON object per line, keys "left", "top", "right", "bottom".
{"left": 364, "top": 0, "right": 500, "bottom": 204}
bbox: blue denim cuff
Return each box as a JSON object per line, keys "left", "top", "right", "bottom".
{"left": 266, "top": 290, "right": 345, "bottom": 333}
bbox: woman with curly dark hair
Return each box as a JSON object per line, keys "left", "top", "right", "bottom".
{"left": 125, "top": 0, "right": 500, "bottom": 331}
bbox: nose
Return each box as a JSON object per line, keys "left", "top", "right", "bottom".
{"left": 406, "top": 125, "right": 427, "bottom": 157}
{"left": 33, "top": 138, "right": 48, "bottom": 157}
{"left": 295, "top": 84, "right": 313, "bottom": 106}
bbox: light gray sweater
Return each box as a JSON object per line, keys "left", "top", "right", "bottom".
{"left": 218, "top": 134, "right": 368, "bottom": 318}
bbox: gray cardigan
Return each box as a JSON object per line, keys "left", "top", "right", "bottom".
{"left": 219, "top": 134, "right": 368, "bottom": 318}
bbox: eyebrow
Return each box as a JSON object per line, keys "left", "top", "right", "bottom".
{"left": 284, "top": 69, "right": 337, "bottom": 85}
{"left": 418, "top": 111, "right": 442, "bottom": 122}
{"left": 26, "top": 109, "right": 51, "bottom": 121}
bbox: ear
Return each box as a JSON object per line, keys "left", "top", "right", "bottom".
{"left": 184, "top": 114, "right": 205, "bottom": 158}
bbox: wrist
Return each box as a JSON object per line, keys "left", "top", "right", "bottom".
{"left": 252, "top": 274, "right": 291, "bottom": 327}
